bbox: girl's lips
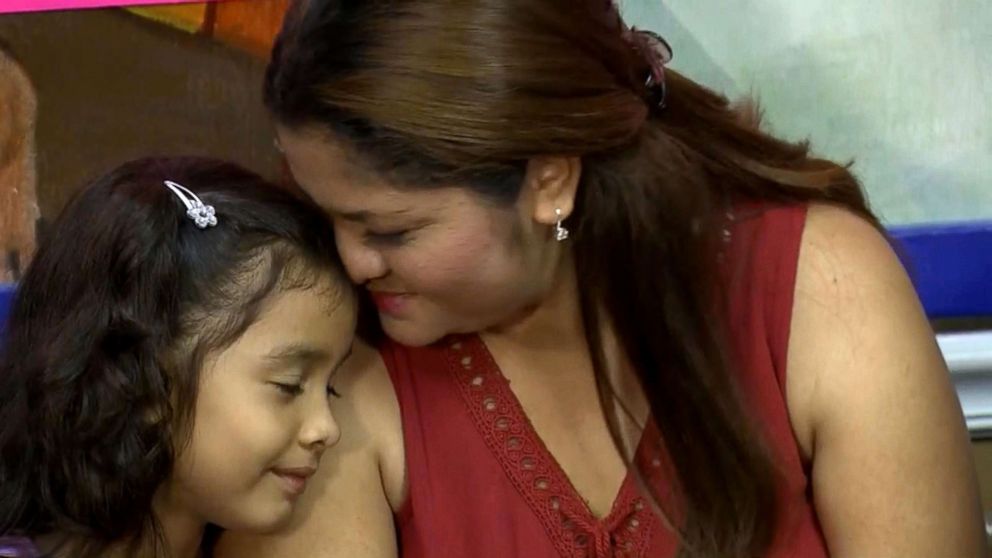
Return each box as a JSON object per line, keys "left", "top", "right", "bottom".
{"left": 271, "top": 466, "right": 316, "bottom": 497}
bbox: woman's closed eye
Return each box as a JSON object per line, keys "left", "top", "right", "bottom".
{"left": 271, "top": 382, "right": 305, "bottom": 397}
{"left": 364, "top": 228, "right": 410, "bottom": 246}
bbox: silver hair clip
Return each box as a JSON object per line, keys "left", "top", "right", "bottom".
{"left": 163, "top": 180, "right": 218, "bottom": 229}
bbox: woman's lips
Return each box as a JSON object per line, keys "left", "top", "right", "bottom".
{"left": 369, "top": 291, "right": 411, "bottom": 315}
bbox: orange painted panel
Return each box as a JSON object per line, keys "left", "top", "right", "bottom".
{"left": 211, "top": 0, "right": 289, "bottom": 57}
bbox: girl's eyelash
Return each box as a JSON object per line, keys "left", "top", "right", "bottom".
{"left": 273, "top": 383, "right": 341, "bottom": 398}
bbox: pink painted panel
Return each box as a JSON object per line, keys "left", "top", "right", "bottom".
{"left": 0, "top": 0, "right": 217, "bottom": 15}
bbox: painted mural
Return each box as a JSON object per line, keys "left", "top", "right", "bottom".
{"left": 0, "top": 0, "right": 288, "bottom": 280}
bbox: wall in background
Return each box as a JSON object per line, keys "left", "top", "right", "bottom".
{"left": 624, "top": 0, "right": 992, "bottom": 225}
{"left": 0, "top": 7, "right": 278, "bottom": 221}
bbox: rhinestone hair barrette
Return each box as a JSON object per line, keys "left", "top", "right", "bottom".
{"left": 163, "top": 180, "right": 217, "bottom": 229}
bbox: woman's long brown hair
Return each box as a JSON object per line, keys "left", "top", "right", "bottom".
{"left": 265, "top": 1, "right": 876, "bottom": 555}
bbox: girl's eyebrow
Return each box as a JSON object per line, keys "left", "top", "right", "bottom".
{"left": 263, "top": 343, "right": 331, "bottom": 368}
{"left": 264, "top": 343, "right": 353, "bottom": 373}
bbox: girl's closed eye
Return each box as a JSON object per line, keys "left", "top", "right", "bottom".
{"left": 271, "top": 377, "right": 340, "bottom": 398}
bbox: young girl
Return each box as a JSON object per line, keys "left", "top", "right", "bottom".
{"left": 0, "top": 157, "right": 356, "bottom": 557}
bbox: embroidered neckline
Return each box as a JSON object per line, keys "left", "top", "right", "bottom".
{"left": 445, "top": 334, "right": 660, "bottom": 557}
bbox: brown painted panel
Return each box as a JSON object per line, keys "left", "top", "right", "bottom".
{"left": 0, "top": 8, "right": 279, "bottom": 224}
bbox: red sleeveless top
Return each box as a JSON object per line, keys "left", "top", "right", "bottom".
{"left": 380, "top": 203, "right": 828, "bottom": 557}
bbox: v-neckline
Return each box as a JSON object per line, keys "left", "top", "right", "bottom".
{"left": 444, "top": 334, "right": 660, "bottom": 556}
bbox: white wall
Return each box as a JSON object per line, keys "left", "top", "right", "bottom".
{"left": 623, "top": 0, "right": 992, "bottom": 224}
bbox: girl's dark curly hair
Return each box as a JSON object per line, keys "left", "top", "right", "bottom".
{"left": 0, "top": 157, "right": 346, "bottom": 557}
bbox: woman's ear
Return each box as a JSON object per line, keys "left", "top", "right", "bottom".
{"left": 523, "top": 156, "right": 581, "bottom": 226}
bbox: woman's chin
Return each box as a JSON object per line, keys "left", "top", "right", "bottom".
{"left": 380, "top": 316, "right": 448, "bottom": 347}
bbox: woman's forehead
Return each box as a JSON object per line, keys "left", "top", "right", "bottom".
{"left": 275, "top": 126, "right": 498, "bottom": 219}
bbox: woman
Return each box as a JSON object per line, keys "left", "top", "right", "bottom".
{"left": 218, "top": 0, "right": 985, "bottom": 556}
